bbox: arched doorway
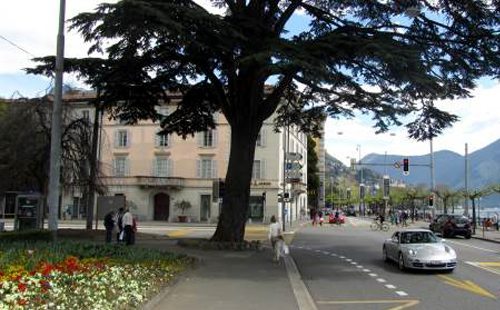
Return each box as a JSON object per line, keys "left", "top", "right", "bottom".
{"left": 154, "top": 193, "right": 170, "bottom": 221}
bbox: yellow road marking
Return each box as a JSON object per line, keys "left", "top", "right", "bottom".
{"left": 167, "top": 228, "right": 192, "bottom": 238}
{"left": 477, "top": 262, "right": 500, "bottom": 267}
{"left": 317, "top": 299, "right": 420, "bottom": 310}
{"left": 438, "top": 275, "right": 497, "bottom": 299}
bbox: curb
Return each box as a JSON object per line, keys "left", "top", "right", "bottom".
{"left": 471, "top": 236, "right": 500, "bottom": 244}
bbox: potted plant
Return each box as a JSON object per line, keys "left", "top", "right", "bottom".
{"left": 174, "top": 200, "right": 192, "bottom": 222}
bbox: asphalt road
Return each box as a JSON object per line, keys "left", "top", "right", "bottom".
{"left": 290, "top": 217, "right": 500, "bottom": 310}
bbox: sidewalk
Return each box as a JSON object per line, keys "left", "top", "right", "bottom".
{"left": 472, "top": 226, "right": 500, "bottom": 243}
{"left": 140, "top": 221, "right": 312, "bottom": 310}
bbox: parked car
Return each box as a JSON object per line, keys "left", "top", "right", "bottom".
{"left": 383, "top": 229, "right": 457, "bottom": 271}
{"left": 328, "top": 211, "right": 345, "bottom": 224}
{"left": 429, "top": 214, "right": 472, "bottom": 239}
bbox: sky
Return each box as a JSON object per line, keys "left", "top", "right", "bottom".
{"left": 1, "top": 1, "right": 498, "bottom": 166}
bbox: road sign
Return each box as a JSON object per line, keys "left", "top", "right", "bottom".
{"left": 394, "top": 162, "right": 401, "bottom": 169}
{"left": 286, "top": 152, "right": 303, "bottom": 161}
{"left": 286, "top": 162, "right": 302, "bottom": 170}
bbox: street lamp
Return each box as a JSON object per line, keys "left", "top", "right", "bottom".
{"left": 356, "top": 145, "right": 364, "bottom": 216}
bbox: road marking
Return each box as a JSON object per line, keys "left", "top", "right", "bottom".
{"left": 447, "top": 240, "right": 499, "bottom": 253}
{"left": 167, "top": 228, "right": 192, "bottom": 238}
{"left": 317, "top": 299, "right": 419, "bottom": 310}
{"left": 438, "top": 275, "right": 497, "bottom": 299}
{"left": 284, "top": 256, "right": 318, "bottom": 310}
{"left": 346, "top": 258, "right": 352, "bottom": 262}
{"left": 362, "top": 269, "right": 371, "bottom": 272}
{"left": 465, "top": 261, "right": 500, "bottom": 276}
{"left": 339, "top": 256, "right": 345, "bottom": 259}
{"left": 368, "top": 273, "right": 378, "bottom": 277}
{"left": 356, "top": 265, "right": 363, "bottom": 268}
{"left": 385, "top": 284, "right": 396, "bottom": 289}
{"left": 395, "top": 291, "right": 409, "bottom": 297}
{"left": 377, "top": 278, "right": 387, "bottom": 283}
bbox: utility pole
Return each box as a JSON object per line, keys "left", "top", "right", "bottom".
{"left": 430, "top": 138, "right": 435, "bottom": 217}
{"left": 47, "top": 0, "right": 66, "bottom": 240}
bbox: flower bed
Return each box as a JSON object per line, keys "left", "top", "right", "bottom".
{"left": 0, "top": 241, "right": 192, "bottom": 309}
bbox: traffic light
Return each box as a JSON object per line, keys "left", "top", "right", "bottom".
{"left": 218, "top": 180, "right": 225, "bottom": 198}
{"left": 429, "top": 195, "right": 434, "bottom": 207}
{"left": 403, "top": 158, "right": 409, "bottom": 175}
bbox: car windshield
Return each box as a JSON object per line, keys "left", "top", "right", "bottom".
{"left": 400, "top": 231, "right": 438, "bottom": 244}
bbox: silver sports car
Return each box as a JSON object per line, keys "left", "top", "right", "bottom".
{"left": 383, "top": 229, "right": 457, "bottom": 271}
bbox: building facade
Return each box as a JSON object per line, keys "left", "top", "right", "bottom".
{"left": 61, "top": 91, "right": 309, "bottom": 225}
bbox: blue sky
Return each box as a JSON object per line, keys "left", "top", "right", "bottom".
{"left": 1, "top": 0, "right": 498, "bottom": 166}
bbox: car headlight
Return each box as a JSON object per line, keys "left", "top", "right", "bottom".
{"left": 445, "top": 246, "right": 455, "bottom": 255}
{"left": 408, "top": 249, "right": 417, "bottom": 256}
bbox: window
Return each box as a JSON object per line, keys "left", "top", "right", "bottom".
{"left": 199, "top": 130, "right": 216, "bottom": 147}
{"left": 154, "top": 157, "right": 171, "bottom": 177}
{"left": 155, "top": 131, "right": 170, "bottom": 148}
{"left": 252, "top": 160, "right": 265, "bottom": 179}
{"left": 113, "top": 157, "right": 128, "bottom": 176}
{"left": 115, "top": 130, "right": 130, "bottom": 148}
{"left": 197, "top": 158, "right": 216, "bottom": 178}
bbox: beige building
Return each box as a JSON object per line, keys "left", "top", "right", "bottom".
{"left": 62, "top": 91, "right": 309, "bottom": 224}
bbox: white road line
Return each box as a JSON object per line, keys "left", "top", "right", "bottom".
{"left": 356, "top": 266, "right": 363, "bottom": 269}
{"left": 339, "top": 256, "right": 345, "bottom": 259}
{"left": 447, "top": 240, "right": 499, "bottom": 253}
{"left": 465, "top": 261, "right": 500, "bottom": 276}
{"left": 346, "top": 258, "right": 352, "bottom": 262}
{"left": 322, "top": 251, "right": 330, "bottom": 255}
{"left": 350, "top": 262, "right": 357, "bottom": 265}
{"left": 362, "top": 269, "right": 371, "bottom": 272}
{"left": 385, "top": 284, "right": 396, "bottom": 289}
{"left": 368, "top": 273, "right": 378, "bottom": 277}
{"left": 376, "top": 278, "right": 387, "bottom": 283}
{"left": 395, "top": 291, "right": 408, "bottom": 296}
{"left": 330, "top": 254, "right": 337, "bottom": 257}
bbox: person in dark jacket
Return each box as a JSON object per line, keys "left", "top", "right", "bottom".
{"left": 104, "top": 210, "right": 116, "bottom": 243}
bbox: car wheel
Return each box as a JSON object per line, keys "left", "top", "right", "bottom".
{"left": 383, "top": 247, "right": 389, "bottom": 262}
{"left": 465, "top": 233, "right": 472, "bottom": 239}
{"left": 398, "top": 253, "right": 406, "bottom": 271}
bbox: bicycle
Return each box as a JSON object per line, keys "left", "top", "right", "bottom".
{"left": 370, "top": 220, "right": 389, "bottom": 231}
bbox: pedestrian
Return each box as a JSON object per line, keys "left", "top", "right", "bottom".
{"left": 115, "top": 207, "right": 124, "bottom": 243}
{"left": 104, "top": 210, "right": 116, "bottom": 243}
{"left": 268, "top": 215, "right": 282, "bottom": 263}
{"left": 122, "top": 208, "right": 135, "bottom": 245}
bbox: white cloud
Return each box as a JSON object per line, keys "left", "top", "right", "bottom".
{"left": 325, "top": 83, "right": 500, "bottom": 165}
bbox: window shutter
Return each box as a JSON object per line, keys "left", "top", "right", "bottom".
{"left": 212, "top": 160, "right": 217, "bottom": 178}
{"left": 261, "top": 159, "right": 266, "bottom": 179}
{"left": 196, "top": 160, "right": 201, "bottom": 178}
{"left": 125, "top": 158, "right": 130, "bottom": 176}
{"left": 126, "top": 130, "right": 131, "bottom": 148}
{"left": 114, "top": 131, "right": 119, "bottom": 148}
{"left": 168, "top": 158, "right": 173, "bottom": 177}
{"left": 213, "top": 130, "right": 218, "bottom": 147}
{"left": 112, "top": 159, "right": 117, "bottom": 175}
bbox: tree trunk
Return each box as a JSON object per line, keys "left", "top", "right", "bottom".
{"left": 211, "top": 122, "right": 259, "bottom": 242}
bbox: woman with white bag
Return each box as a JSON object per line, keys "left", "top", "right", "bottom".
{"left": 268, "top": 215, "right": 287, "bottom": 263}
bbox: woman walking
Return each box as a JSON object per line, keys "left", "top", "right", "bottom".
{"left": 268, "top": 215, "right": 282, "bottom": 263}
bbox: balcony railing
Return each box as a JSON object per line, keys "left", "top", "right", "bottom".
{"left": 100, "top": 176, "right": 185, "bottom": 188}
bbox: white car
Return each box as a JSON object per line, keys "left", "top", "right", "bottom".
{"left": 383, "top": 229, "right": 457, "bottom": 271}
